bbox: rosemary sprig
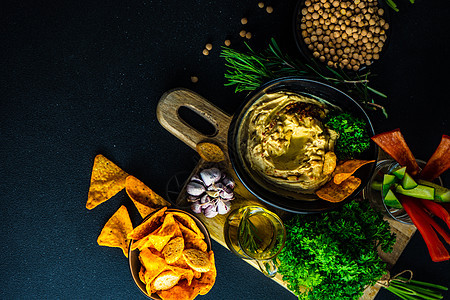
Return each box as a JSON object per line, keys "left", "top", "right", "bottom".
{"left": 239, "top": 210, "right": 264, "bottom": 255}
{"left": 220, "top": 38, "right": 388, "bottom": 117}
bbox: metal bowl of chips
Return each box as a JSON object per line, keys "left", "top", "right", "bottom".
{"left": 227, "top": 77, "right": 378, "bottom": 214}
{"left": 128, "top": 207, "right": 213, "bottom": 299}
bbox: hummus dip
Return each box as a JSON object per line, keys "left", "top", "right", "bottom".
{"left": 242, "top": 91, "right": 338, "bottom": 193}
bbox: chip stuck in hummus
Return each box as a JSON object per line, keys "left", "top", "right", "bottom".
{"left": 241, "top": 91, "right": 339, "bottom": 194}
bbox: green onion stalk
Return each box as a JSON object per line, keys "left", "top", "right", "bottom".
{"left": 378, "top": 271, "right": 448, "bottom": 300}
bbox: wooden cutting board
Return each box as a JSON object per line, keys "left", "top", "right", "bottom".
{"left": 157, "top": 88, "right": 417, "bottom": 299}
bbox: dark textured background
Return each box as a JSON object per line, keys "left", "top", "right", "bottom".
{"left": 1, "top": 0, "right": 448, "bottom": 299}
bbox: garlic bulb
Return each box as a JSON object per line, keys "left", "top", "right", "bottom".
{"left": 186, "top": 167, "right": 235, "bottom": 218}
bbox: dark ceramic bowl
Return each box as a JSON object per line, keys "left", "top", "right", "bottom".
{"left": 292, "top": 0, "right": 391, "bottom": 73}
{"left": 227, "top": 77, "right": 378, "bottom": 214}
{"left": 128, "top": 208, "right": 212, "bottom": 299}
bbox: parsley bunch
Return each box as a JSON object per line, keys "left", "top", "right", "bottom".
{"left": 325, "top": 112, "right": 371, "bottom": 160}
{"left": 277, "top": 200, "right": 396, "bottom": 300}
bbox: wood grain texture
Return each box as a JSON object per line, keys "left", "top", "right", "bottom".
{"left": 157, "top": 88, "right": 416, "bottom": 299}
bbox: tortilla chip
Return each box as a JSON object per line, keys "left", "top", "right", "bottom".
{"left": 316, "top": 176, "right": 361, "bottom": 203}
{"left": 126, "top": 175, "right": 171, "bottom": 218}
{"left": 128, "top": 207, "right": 167, "bottom": 240}
{"left": 162, "top": 236, "right": 185, "bottom": 264}
{"left": 131, "top": 234, "right": 152, "bottom": 251}
{"left": 171, "top": 255, "right": 190, "bottom": 268}
{"left": 182, "top": 249, "right": 211, "bottom": 273}
{"left": 139, "top": 247, "right": 171, "bottom": 284}
{"left": 323, "top": 152, "right": 337, "bottom": 176}
{"left": 148, "top": 214, "right": 179, "bottom": 252}
{"left": 176, "top": 221, "right": 208, "bottom": 252}
{"left": 170, "top": 212, "right": 205, "bottom": 240}
{"left": 197, "top": 251, "right": 216, "bottom": 295}
{"left": 157, "top": 279, "right": 202, "bottom": 300}
{"left": 333, "top": 159, "right": 375, "bottom": 184}
{"left": 196, "top": 142, "right": 225, "bottom": 162}
{"left": 86, "top": 154, "right": 129, "bottom": 210}
{"left": 167, "top": 265, "right": 194, "bottom": 286}
{"left": 139, "top": 266, "right": 147, "bottom": 284}
{"left": 97, "top": 205, "right": 133, "bottom": 257}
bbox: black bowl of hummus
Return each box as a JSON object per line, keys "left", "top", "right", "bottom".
{"left": 227, "top": 77, "right": 377, "bottom": 214}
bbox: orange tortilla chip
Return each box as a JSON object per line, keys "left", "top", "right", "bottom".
{"left": 333, "top": 159, "right": 375, "bottom": 184}
{"left": 157, "top": 279, "right": 202, "bottom": 300}
{"left": 97, "top": 205, "right": 133, "bottom": 257}
{"left": 125, "top": 175, "right": 171, "bottom": 218}
{"left": 128, "top": 207, "right": 167, "bottom": 240}
{"left": 148, "top": 214, "right": 178, "bottom": 252}
{"left": 139, "top": 248, "right": 171, "bottom": 284}
{"left": 176, "top": 221, "right": 208, "bottom": 252}
{"left": 170, "top": 212, "right": 205, "bottom": 240}
{"left": 316, "top": 176, "right": 361, "bottom": 203}
{"left": 86, "top": 154, "right": 129, "bottom": 210}
{"left": 197, "top": 251, "right": 216, "bottom": 295}
{"left": 139, "top": 266, "right": 147, "bottom": 284}
{"left": 131, "top": 234, "right": 153, "bottom": 251}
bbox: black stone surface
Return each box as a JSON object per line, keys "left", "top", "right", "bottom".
{"left": 1, "top": 0, "right": 448, "bottom": 299}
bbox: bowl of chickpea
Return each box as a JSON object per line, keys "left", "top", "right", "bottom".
{"left": 293, "top": 0, "right": 391, "bottom": 72}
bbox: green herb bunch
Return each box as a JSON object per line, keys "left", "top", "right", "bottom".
{"left": 221, "top": 38, "right": 388, "bottom": 117}
{"left": 324, "top": 112, "right": 371, "bottom": 160}
{"left": 277, "top": 200, "right": 396, "bottom": 300}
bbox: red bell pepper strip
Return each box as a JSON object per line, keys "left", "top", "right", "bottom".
{"left": 400, "top": 196, "right": 450, "bottom": 262}
{"left": 371, "top": 129, "right": 420, "bottom": 176}
{"left": 420, "top": 135, "right": 450, "bottom": 181}
{"left": 442, "top": 203, "right": 450, "bottom": 215}
{"left": 420, "top": 199, "right": 450, "bottom": 230}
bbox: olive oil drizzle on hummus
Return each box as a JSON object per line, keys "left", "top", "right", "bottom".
{"left": 244, "top": 92, "right": 338, "bottom": 194}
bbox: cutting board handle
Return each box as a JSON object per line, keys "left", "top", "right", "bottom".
{"left": 157, "top": 88, "right": 232, "bottom": 150}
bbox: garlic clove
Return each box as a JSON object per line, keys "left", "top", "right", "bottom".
{"left": 222, "top": 176, "right": 235, "bottom": 189}
{"left": 220, "top": 189, "right": 234, "bottom": 200}
{"left": 186, "top": 181, "right": 206, "bottom": 197}
{"left": 217, "top": 200, "right": 231, "bottom": 215}
{"left": 200, "top": 194, "right": 211, "bottom": 204}
{"left": 206, "top": 190, "right": 220, "bottom": 198}
{"left": 203, "top": 205, "right": 219, "bottom": 218}
{"left": 191, "top": 201, "right": 202, "bottom": 214}
{"left": 187, "top": 195, "right": 199, "bottom": 202}
{"left": 200, "top": 168, "right": 222, "bottom": 186}
{"left": 190, "top": 174, "right": 203, "bottom": 184}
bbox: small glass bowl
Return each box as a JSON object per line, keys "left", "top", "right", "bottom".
{"left": 364, "top": 159, "right": 443, "bottom": 225}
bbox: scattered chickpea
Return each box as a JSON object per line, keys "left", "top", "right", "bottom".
{"left": 245, "top": 31, "right": 252, "bottom": 39}
{"left": 241, "top": 17, "right": 248, "bottom": 25}
{"left": 239, "top": 30, "right": 246, "bottom": 37}
{"left": 205, "top": 43, "right": 212, "bottom": 51}
{"left": 258, "top": 2, "right": 265, "bottom": 8}
{"left": 190, "top": 76, "right": 199, "bottom": 83}
{"left": 266, "top": 6, "right": 273, "bottom": 13}
{"left": 224, "top": 39, "right": 231, "bottom": 46}
{"left": 202, "top": 49, "right": 209, "bottom": 56}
